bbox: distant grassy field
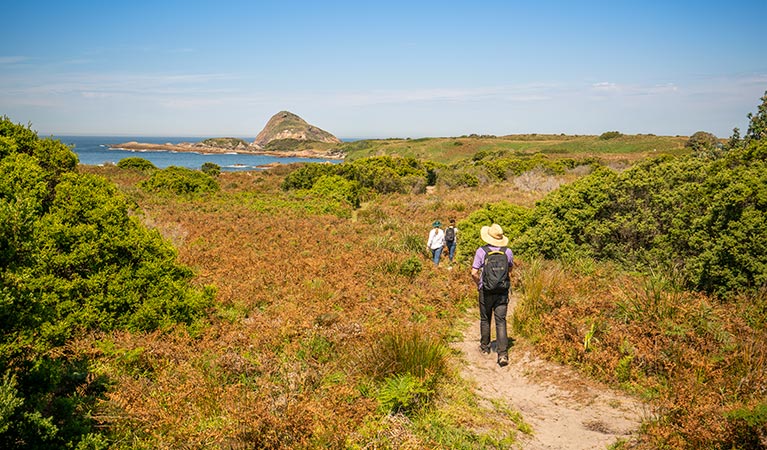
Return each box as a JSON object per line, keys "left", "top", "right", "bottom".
{"left": 335, "top": 134, "right": 689, "bottom": 164}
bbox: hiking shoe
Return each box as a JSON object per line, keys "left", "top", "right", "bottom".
{"left": 498, "top": 355, "right": 509, "bottom": 367}
{"left": 479, "top": 345, "right": 491, "bottom": 355}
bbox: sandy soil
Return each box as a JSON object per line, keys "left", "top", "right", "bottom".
{"left": 453, "top": 295, "right": 648, "bottom": 449}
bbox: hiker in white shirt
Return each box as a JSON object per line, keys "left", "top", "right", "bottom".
{"left": 427, "top": 220, "right": 446, "bottom": 267}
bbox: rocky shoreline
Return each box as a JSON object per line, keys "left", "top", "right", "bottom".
{"left": 109, "top": 141, "right": 345, "bottom": 160}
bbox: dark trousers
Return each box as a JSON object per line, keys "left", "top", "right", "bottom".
{"left": 479, "top": 289, "right": 509, "bottom": 357}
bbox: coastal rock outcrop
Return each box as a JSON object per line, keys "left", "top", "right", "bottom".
{"left": 110, "top": 111, "right": 344, "bottom": 160}
{"left": 254, "top": 111, "right": 341, "bottom": 147}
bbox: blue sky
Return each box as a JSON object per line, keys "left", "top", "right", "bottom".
{"left": 1, "top": 1, "right": 766, "bottom": 139}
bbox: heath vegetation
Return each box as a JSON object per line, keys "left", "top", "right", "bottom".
{"left": 0, "top": 91, "right": 766, "bottom": 449}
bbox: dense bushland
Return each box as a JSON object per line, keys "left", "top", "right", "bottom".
{"left": 504, "top": 137, "right": 767, "bottom": 297}
{"left": 468, "top": 151, "right": 601, "bottom": 182}
{"left": 0, "top": 118, "right": 213, "bottom": 449}
{"left": 281, "top": 151, "right": 599, "bottom": 204}
{"left": 483, "top": 92, "right": 767, "bottom": 449}
{"left": 462, "top": 94, "right": 767, "bottom": 298}
{"left": 281, "top": 155, "right": 439, "bottom": 203}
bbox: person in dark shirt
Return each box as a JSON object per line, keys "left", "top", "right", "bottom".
{"left": 470, "top": 223, "right": 514, "bottom": 367}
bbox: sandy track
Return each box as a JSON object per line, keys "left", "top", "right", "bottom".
{"left": 453, "top": 296, "right": 648, "bottom": 449}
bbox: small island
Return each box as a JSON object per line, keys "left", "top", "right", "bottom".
{"left": 109, "top": 111, "right": 345, "bottom": 160}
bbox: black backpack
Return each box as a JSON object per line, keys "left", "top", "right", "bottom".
{"left": 481, "top": 245, "right": 510, "bottom": 294}
{"left": 445, "top": 226, "right": 455, "bottom": 243}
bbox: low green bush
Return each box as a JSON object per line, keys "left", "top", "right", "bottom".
{"left": 724, "top": 403, "right": 767, "bottom": 448}
{"left": 140, "top": 166, "right": 220, "bottom": 195}
{"left": 456, "top": 202, "right": 531, "bottom": 264}
{"left": 201, "top": 162, "right": 220, "bottom": 177}
{"left": 117, "top": 157, "right": 157, "bottom": 171}
{"left": 399, "top": 256, "right": 423, "bottom": 279}
{"left": 363, "top": 328, "right": 449, "bottom": 383}
{"left": 376, "top": 374, "right": 432, "bottom": 415}
{"left": 310, "top": 174, "right": 361, "bottom": 208}
{"left": 599, "top": 131, "right": 623, "bottom": 140}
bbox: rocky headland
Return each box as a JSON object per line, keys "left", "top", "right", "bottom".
{"left": 110, "top": 111, "right": 345, "bottom": 160}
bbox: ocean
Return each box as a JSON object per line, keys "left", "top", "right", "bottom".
{"left": 57, "top": 135, "right": 341, "bottom": 171}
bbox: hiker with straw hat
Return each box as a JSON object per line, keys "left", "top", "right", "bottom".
{"left": 426, "top": 220, "right": 446, "bottom": 267}
{"left": 471, "top": 223, "right": 514, "bottom": 367}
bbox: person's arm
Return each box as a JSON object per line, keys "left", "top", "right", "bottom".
{"left": 471, "top": 247, "right": 484, "bottom": 287}
{"left": 471, "top": 267, "right": 480, "bottom": 286}
{"left": 427, "top": 229, "right": 434, "bottom": 249}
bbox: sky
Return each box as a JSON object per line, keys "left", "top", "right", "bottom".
{"left": 1, "top": 0, "right": 766, "bottom": 139}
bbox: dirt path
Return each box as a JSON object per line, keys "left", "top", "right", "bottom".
{"left": 453, "top": 295, "right": 647, "bottom": 449}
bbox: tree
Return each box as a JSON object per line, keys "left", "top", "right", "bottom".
{"left": 686, "top": 131, "right": 719, "bottom": 151}
{"left": 726, "top": 127, "right": 742, "bottom": 150}
{"left": 745, "top": 90, "right": 767, "bottom": 143}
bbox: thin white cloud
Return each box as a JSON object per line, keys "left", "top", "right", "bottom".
{"left": 592, "top": 81, "right": 619, "bottom": 91}
{"left": 321, "top": 83, "right": 565, "bottom": 107}
{"left": 590, "top": 81, "right": 679, "bottom": 96}
{"left": 0, "top": 56, "right": 29, "bottom": 64}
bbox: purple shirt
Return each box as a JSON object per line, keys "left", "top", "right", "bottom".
{"left": 472, "top": 246, "right": 514, "bottom": 290}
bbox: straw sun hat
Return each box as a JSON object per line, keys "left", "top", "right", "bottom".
{"left": 480, "top": 223, "right": 509, "bottom": 247}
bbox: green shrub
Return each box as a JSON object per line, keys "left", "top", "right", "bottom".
{"left": 599, "top": 131, "right": 623, "bottom": 140}
{"left": 440, "top": 170, "right": 480, "bottom": 188}
{"left": 478, "top": 154, "right": 567, "bottom": 181}
{"left": 376, "top": 374, "right": 432, "bottom": 415}
{"left": 363, "top": 328, "right": 449, "bottom": 383}
{"left": 399, "top": 256, "right": 423, "bottom": 279}
{"left": 140, "top": 166, "right": 220, "bottom": 195}
{"left": 685, "top": 131, "right": 719, "bottom": 152}
{"left": 281, "top": 163, "right": 336, "bottom": 190}
{"left": 457, "top": 202, "right": 531, "bottom": 264}
{"left": 514, "top": 166, "right": 617, "bottom": 259}
{"left": 310, "top": 174, "right": 361, "bottom": 208}
{"left": 0, "top": 375, "right": 23, "bottom": 434}
{"left": 282, "top": 156, "right": 436, "bottom": 196}
{"left": 117, "top": 157, "right": 157, "bottom": 171}
{"left": 200, "top": 137, "right": 248, "bottom": 149}
{"left": 724, "top": 402, "right": 767, "bottom": 448}
{"left": 200, "top": 162, "right": 221, "bottom": 177}
{"left": 265, "top": 138, "right": 302, "bottom": 152}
